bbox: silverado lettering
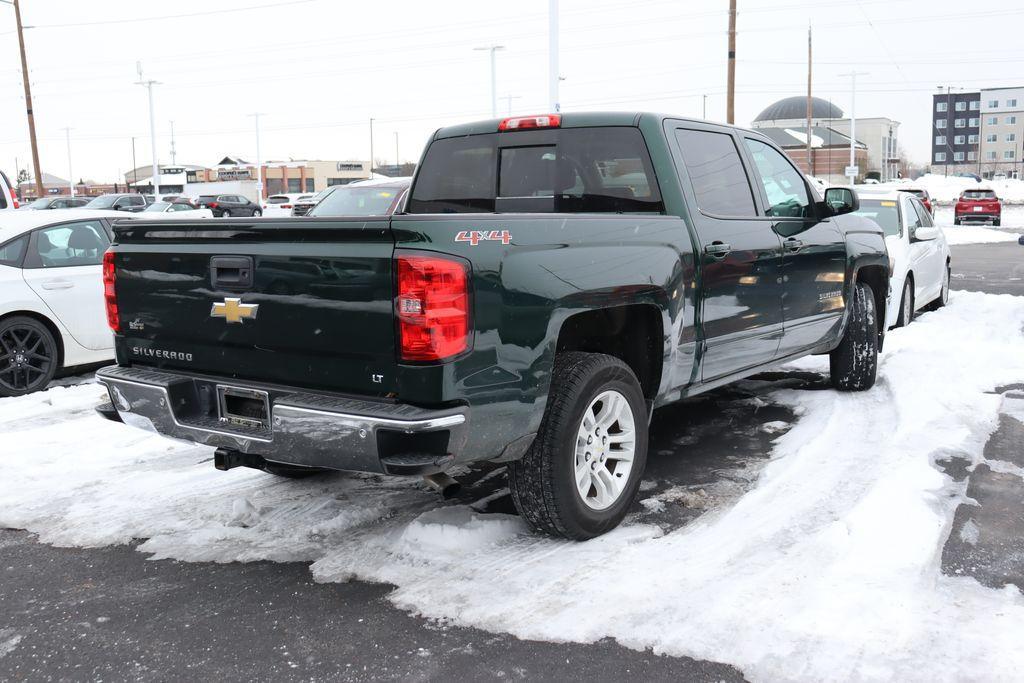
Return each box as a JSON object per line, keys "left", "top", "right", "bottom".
{"left": 97, "top": 112, "right": 889, "bottom": 540}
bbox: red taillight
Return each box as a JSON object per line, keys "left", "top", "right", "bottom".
{"left": 208, "top": 201, "right": 218, "bottom": 209}
{"left": 9, "top": 188, "right": 18, "bottom": 209}
{"left": 281, "top": 204, "right": 292, "bottom": 209}
{"left": 396, "top": 254, "right": 470, "bottom": 361}
{"left": 498, "top": 114, "right": 561, "bottom": 131}
{"left": 103, "top": 250, "right": 119, "bottom": 332}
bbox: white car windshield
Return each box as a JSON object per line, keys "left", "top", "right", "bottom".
{"left": 852, "top": 199, "right": 901, "bottom": 237}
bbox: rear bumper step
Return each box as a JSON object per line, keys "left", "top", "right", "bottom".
{"left": 95, "top": 365, "right": 468, "bottom": 474}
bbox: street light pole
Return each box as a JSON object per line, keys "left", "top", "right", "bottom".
{"left": 549, "top": 0, "right": 559, "bottom": 112}
{"left": 369, "top": 117, "right": 374, "bottom": 178}
{"left": 63, "top": 127, "right": 73, "bottom": 197}
{"left": 135, "top": 62, "right": 161, "bottom": 199}
{"left": 726, "top": 0, "right": 736, "bottom": 124}
{"left": 248, "top": 113, "right": 263, "bottom": 201}
{"left": 394, "top": 132, "right": 399, "bottom": 170}
{"left": 839, "top": 71, "right": 869, "bottom": 186}
{"left": 5, "top": 0, "right": 44, "bottom": 198}
{"left": 474, "top": 45, "right": 505, "bottom": 118}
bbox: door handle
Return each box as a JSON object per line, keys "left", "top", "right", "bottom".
{"left": 704, "top": 242, "right": 732, "bottom": 258}
{"left": 784, "top": 238, "right": 804, "bottom": 252}
{"left": 40, "top": 280, "right": 74, "bottom": 290}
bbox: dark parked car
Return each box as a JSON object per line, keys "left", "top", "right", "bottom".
{"left": 306, "top": 178, "right": 411, "bottom": 217}
{"left": 21, "top": 196, "right": 91, "bottom": 210}
{"left": 195, "top": 194, "right": 262, "bottom": 218}
{"left": 83, "top": 194, "right": 150, "bottom": 212}
{"left": 97, "top": 112, "right": 888, "bottom": 540}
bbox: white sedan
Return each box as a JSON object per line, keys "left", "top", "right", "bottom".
{"left": 261, "top": 193, "right": 315, "bottom": 218}
{"left": 140, "top": 200, "right": 214, "bottom": 218}
{"left": 0, "top": 209, "right": 123, "bottom": 396}
{"left": 854, "top": 190, "right": 951, "bottom": 329}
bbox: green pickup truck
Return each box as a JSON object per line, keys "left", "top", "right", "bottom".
{"left": 96, "top": 112, "right": 889, "bottom": 539}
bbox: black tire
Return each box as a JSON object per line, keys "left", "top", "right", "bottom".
{"left": 830, "top": 281, "right": 878, "bottom": 392}
{"left": 221, "top": 209, "right": 231, "bottom": 218}
{"left": 509, "top": 352, "right": 648, "bottom": 540}
{"left": 253, "top": 209, "right": 262, "bottom": 217}
{"left": 0, "top": 316, "right": 59, "bottom": 397}
{"left": 994, "top": 218, "right": 1001, "bottom": 227}
{"left": 928, "top": 265, "right": 950, "bottom": 310}
{"left": 262, "top": 462, "right": 327, "bottom": 479}
{"left": 894, "top": 278, "right": 914, "bottom": 328}
{"left": 953, "top": 217, "right": 960, "bottom": 225}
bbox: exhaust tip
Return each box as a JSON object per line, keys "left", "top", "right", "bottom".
{"left": 423, "top": 472, "right": 461, "bottom": 499}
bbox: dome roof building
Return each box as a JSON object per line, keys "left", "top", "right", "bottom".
{"left": 753, "top": 96, "right": 844, "bottom": 124}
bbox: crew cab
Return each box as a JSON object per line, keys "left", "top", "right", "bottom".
{"left": 954, "top": 188, "right": 1001, "bottom": 226}
{"left": 95, "top": 113, "right": 889, "bottom": 539}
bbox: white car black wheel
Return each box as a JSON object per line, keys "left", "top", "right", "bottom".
{"left": 0, "top": 316, "right": 58, "bottom": 397}
{"left": 895, "top": 279, "right": 914, "bottom": 328}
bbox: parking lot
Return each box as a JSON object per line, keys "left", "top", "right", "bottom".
{"left": 1, "top": 224, "right": 1022, "bottom": 680}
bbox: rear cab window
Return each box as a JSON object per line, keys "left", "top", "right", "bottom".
{"left": 962, "top": 190, "right": 997, "bottom": 200}
{"left": 407, "top": 127, "right": 663, "bottom": 214}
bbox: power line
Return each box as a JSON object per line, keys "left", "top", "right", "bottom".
{"left": 27, "top": 0, "right": 322, "bottom": 29}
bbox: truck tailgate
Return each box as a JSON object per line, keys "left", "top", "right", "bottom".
{"left": 111, "top": 218, "right": 396, "bottom": 396}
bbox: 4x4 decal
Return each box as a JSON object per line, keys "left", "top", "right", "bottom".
{"left": 455, "top": 230, "right": 511, "bottom": 246}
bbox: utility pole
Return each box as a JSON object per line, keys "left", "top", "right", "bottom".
{"left": 839, "top": 71, "right": 869, "bottom": 186}
{"left": 702, "top": 94, "right": 708, "bottom": 119}
{"left": 130, "top": 136, "right": 138, "bottom": 191}
{"left": 726, "top": 0, "right": 737, "bottom": 124}
{"left": 135, "top": 61, "right": 161, "bottom": 198}
{"left": 501, "top": 94, "right": 522, "bottom": 114}
{"left": 394, "top": 132, "right": 399, "bottom": 170}
{"left": 63, "top": 127, "right": 73, "bottom": 196}
{"left": 548, "top": 0, "right": 559, "bottom": 112}
{"left": 248, "top": 113, "right": 262, "bottom": 201}
{"left": 474, "top": 45, "right": 505, "bottom": 118}
{"left": 7, "top": 0, "right": 44, "bottom": 198}
{"left": 369, "top": 117, "right": 374, "bottom": 178}
{"left": 169, "top": 120, "right": 177, "bottom": 165}
{"left": 805, "top": 24, "right": 813, "bottom": 176}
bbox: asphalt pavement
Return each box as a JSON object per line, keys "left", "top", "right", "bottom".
{"left": 1, "top": 242, "right": 1021, "bottom": 682}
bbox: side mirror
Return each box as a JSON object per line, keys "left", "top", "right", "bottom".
{"left": 912, "top": 226, "right": 938, "bottom": 242}
{"left": 823, "top": 187, "right": 859, "bottom": 216}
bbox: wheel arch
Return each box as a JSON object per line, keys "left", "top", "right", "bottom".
{"left": 0, "top": 309, "right": 65, "bottom": 368}
{"left": 555, "top": 303, "right": 664, "bottom": 404}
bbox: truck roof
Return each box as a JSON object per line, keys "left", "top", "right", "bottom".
{"left": 432, "top": 111, "right": 761, "bottom": 140}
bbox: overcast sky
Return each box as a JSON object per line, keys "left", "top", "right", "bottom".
{"left": 2, "top": 0, "right": 1022, "bottom": 182}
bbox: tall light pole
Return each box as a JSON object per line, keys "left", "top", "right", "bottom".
{"left": 726, "top": 0, "right": 737, "bottom": 124}
{"left": 63, "top": 127, "right": 73, "bottom": 196}
{"left": 839, "top": 71, "right": 869, "bottom": 186}
{"left": 4, "top": 0, "right": 44, "bottom": 198}
{"left": 130, "top": 136, "right": 138, "bottom": 191}
{"left": 135, "top": 61, "right": 161, "bottom": 198}
{"left": 548, "top": 0, "right": 559, "bottom": 112}
{"left": 394, "top": 131, "right": 399, "bottom": 170}
{"left": 169, "top": 120, "right": 177, "bottom": 165}
{"left": 369, "top": 117, "right": 374, "bottom": 178}
{"left": 248, "top": 113, "right": 263, "bottom": 201}
{"left": 474, "top": 45, "right": 505, "bottom": 118}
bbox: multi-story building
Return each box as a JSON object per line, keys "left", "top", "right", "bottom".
{"left": 931, "top": 90, "right": 981, "bottom": 175}
{"left": 978, "top": 87, "right": 1024, "bottom": 179}
{"left": 931, "top": 87, "right": 1024, "bottom": 178}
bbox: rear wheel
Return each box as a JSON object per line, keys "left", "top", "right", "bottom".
{"left": 953, "top": 217, "right": 960, "bottom": 225}
{"left": 994, "top": 218, "right": 1001, "bottom": 227}
{"left": 221, "top": 209, "right": 231, "bottom": 218}
{"left": 895, "top": 278, "right": 914, "bottom": 328}
{"left": 253, "top": 209, "right": 262, "bottom": 217}
{"left": 829, "top": 281, "right": 877, "bottom": 392}
{"left": 509, "top": 352, "right": 648, "bottom": 540}
{"left": 0, "top": 316, "right": 59, "bottom": 397}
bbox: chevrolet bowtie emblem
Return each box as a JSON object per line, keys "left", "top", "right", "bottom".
{"left": 210, "top": 297, "right": 259, "bottom": 324}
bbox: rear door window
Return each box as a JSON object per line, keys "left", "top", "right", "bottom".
{"left": 408, "top": 127, "right": 663, "bottom": 214}
{"left": 674, "top": 128, "right": 756, "bottom": 216}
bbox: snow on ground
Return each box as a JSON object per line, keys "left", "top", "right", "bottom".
{"left": 2, "top": 291, "right": 1024, "bottom": 681}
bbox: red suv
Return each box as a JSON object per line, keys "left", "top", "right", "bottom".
{"left": 900, "top": 188, "right": 933, "bottom": 215}
{"left": 955, "top": 189, "right": 1001, "bottom": 226}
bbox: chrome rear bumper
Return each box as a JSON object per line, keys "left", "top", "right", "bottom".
{"left": 96, "top": 365, "right": 468, "bottom": 474}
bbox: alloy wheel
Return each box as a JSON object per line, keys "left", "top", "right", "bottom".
{"left": 0, "top": 325, "right": 54, "bottom": 393}
{"left": 573, "top": 389, "right": 637, "bottom": 510}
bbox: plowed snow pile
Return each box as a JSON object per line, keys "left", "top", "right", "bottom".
{"left": 2, "top": 290, "right": 1023, "bottom": 682}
